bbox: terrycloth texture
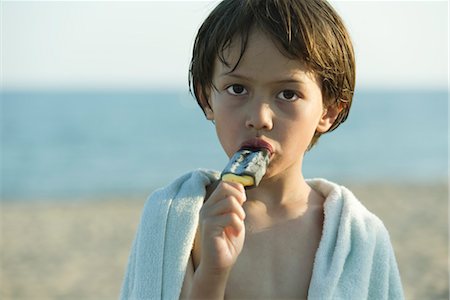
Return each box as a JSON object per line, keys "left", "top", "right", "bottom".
{"left": 306, "top": 179, "right": 404, "bottom": 300}
{"left": 121, "top": 169, "right": 404, "bottom": 300}
{"left": 120, "top": 170, "right": 218, "bottom": 300}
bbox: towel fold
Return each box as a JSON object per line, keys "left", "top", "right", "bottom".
{"left": 121, "top": 169, "right": 404, "bottom": 300}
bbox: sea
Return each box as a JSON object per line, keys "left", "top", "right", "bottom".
{"left": 1, "top": 89, "right": 448, "bottom": 201}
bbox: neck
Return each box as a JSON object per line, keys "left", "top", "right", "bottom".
{"left": 245, "top": 163, "right": 312, "bottom": 210}
{"left": 242, "top": 163, "right": 325, "bottom": 233}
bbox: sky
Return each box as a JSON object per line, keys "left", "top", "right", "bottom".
{"left": 1, "top": 0, "right": 448, "bottom": 91}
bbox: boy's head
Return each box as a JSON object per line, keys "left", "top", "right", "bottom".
{"left": 189, "top": 0, "right": 355, "bottom": 149}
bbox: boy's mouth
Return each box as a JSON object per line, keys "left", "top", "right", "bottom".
{"left": 240, "top": 138, "right": 274, "bottom": 156}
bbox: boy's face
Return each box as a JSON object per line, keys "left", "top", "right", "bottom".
{"left": 205, "top": 29, "right": 336, "bottom": 179}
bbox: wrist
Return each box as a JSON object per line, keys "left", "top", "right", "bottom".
{"left": 195, "top": 263, "right": 231, "bottom": 285}
{"left": 189, "top": 264, "right": 231, "bottom": 299}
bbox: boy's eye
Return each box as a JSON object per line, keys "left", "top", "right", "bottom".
{"left": 277, "top": 90, "right": 299, "bottom": 102}
{"left": 226, "top": 84, "right": 247, "bottom": 96}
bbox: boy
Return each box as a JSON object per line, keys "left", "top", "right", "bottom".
{"left": 121, "top": 0, "right": 404, "bottom": 299}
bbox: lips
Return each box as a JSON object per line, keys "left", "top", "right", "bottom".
{"left": 240, "top": 138, "right": 274, "bottom": 155}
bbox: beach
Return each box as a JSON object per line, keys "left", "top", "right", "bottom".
{"left": 1, "top": 182, "right": 448, "bottom": 300}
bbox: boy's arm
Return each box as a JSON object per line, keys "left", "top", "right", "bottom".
{"left": 187, "top": 266, "right": 231, "bottom": 299}
{"left": 180, "top": 180, "right": 246, "bottom": 299}
{"left": 180, "top": 251, "right": 231, "bottom": 300}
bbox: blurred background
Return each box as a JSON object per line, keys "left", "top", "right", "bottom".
{"left": 1, "top": 1, "right": 448, "bottom": 299}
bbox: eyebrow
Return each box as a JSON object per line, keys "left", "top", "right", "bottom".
{"left": 219, "top": 72, "right": 307, "bottom": 85}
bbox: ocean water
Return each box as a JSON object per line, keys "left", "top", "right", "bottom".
{"left": 1, "top": 89, "right": 448, "bottom": 200}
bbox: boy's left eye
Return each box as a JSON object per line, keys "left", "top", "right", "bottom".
{"left": 277, "top": 90, "right": 299, "bottom": 102}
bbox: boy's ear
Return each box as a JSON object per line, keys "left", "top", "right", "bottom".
{"left": 316, "top": 103, "right": 343, "bottom": 133}
{"left": 205, "top": 106, "right": 214, "bottom": 120}
{"left": 196, "top": 85, "right": 214, "bottom": 120}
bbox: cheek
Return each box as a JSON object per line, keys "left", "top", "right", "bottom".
{"left": 214, "top": 102, "right": 241, "bottom": 130}
{"left": 279, "top": 107, "right": 322, "bottom": 147}
{"left": 214, "top": 112, "right": 242, "bottom": 157}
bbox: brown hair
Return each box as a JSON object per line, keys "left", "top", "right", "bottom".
{"left": 189, "top": 0, "right": 356, "bottom": 149}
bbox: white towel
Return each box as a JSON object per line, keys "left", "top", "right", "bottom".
{"left": 121, "top": 169, "right": 404, "bottom": 299}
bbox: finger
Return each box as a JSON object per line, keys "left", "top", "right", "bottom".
{"left": 206, "top": 196, "right": 246, "bottom": 221}
{"left": 205, "top": 181, "right": 246, "bottom": 206}
{"left": 224, "top": 218, "right": 245, "bottom": 237}
{"left": 222, "top": 180, "right": 246, "bottom": 197}
{"left": 203, "top": 213, "right": 244, "bottom": 236}
{"left": 199, "top": 195, "right": 246, "bottom": 222}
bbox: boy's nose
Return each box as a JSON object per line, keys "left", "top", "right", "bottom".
{"left": 245, "top": 102, "right": 273, "bottom": 131}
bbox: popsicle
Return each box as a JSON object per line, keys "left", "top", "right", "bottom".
{"left": 220, "top": 148, "right": 271, "bottom": 189}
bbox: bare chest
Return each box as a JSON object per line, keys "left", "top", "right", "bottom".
{"left": 224, "top": 218, "right": 322, "bottom": 299}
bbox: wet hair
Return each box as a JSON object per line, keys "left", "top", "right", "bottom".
{"left": 189, "top": 0, "right": 355, "bottom": 148}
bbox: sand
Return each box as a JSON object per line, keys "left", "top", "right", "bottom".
{"left": 1, "top": 183, "right": 448, "bottom": 300}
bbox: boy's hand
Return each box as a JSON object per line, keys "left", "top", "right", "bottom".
{"left": 198, "top": 180, "right": 246, "bottom": 274}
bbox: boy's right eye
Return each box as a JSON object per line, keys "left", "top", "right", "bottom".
{"left": 226, "top": 84, "right": 247, "bottom": 96}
